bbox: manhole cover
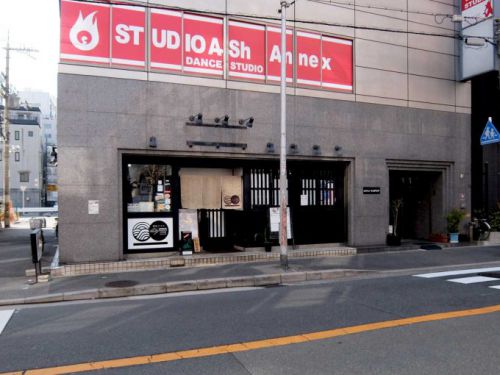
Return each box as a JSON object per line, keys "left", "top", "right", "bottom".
{"left": 105, "top": 280, "right": 139, "bottom": 288}
{"left": 420, "top": 244, "right": 442, "bottom": 250}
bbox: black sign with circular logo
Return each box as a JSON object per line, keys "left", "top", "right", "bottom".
{"left": 149, "top": 220, "right": 169, "bottom": 241}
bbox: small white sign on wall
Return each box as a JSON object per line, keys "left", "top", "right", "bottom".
{"left": 88, "top": 200, "right": 99, "bottom": 215}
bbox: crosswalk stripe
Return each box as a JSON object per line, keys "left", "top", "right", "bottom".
{"left": 447, "top": 276, "right": 499, "bottom": 284}
{"left": 414, "top": 267, "right": 500, "bottom": 278}
{"left": 0, "top": 310, "right": 14, "bottom": 335}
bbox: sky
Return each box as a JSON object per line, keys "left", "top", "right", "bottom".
{"left": 0, "top": 0, "right": 59, "bottom": 99}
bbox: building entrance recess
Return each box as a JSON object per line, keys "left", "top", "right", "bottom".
{"left": 389, "top": 170, "right": 443, "bottom": 240}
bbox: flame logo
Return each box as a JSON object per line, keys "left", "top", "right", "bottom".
{"left": 69, "top": 11, "right": 99, "bottom": 51}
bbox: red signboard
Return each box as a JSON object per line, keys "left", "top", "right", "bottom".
{"left": 111, "top": 5, "right": 146, "bottom": 68}
{"left": 228, "top": 21, "right": 266, "bottom": 81}
{"left": 60, "top": 2, "right": 354, "bottom": 93}
{"left": 461, "top": 0, "right": 492, "bottom": 28}
{"left": 60, "top": 0, "right": 110, "bottom": 64}
{"left": 150, "top": 9, "right": 182, "bottom": 71}
{"left": 296, "top": 31, "right": 322, "bottom": 87}
{"left": 462, "top": 0, "right": 488, "bottom": 11}
{"left": 266, "top": 27, "right": 294, "bottom": 83}
{"left": 183, "top": 14, "right": 224, "bottom": 77}
{"left": 321, "top": 36, "right": 353, "bottom": 91}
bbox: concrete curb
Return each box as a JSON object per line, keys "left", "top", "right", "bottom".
{"left": 0, "top": 269, "right": 371, "bottom": 306}
{"left": 48, "top": 248, "right": 357, "bottom": 278}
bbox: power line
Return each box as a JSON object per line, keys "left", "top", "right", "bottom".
{"left": 306, "top": 0, "right": 459, "bottom": 33}
{"left": 308, "top": 0, "right": 454, "bottom": 18}
{"left": 67, "top": 0, "right": 495, "bottom": 41}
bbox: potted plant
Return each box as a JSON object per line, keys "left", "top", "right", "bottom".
{"left": 387, "top": 199, "right": 403, "bottom": 246}
{"left": 488, "top": 204, "right": 500, "bottom": 243}
{"left": 446, "top": 208, "right": 466, "bottom": 243}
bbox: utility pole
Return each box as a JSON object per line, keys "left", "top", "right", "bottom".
{"left": 279, "top": 1, "right": 291, "bottom": 270}
{"left": 1, "top": 33, "right": 37, "bottom": 228}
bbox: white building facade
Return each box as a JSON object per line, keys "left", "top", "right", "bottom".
{"left": 19, "top": 91, "right": 58, "bottom": 206}
{"left": 0, "top": 101, "right": 43, "bottom": 208}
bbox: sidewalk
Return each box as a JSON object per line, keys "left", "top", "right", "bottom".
{"left": 1, "top": 220, "right": 499, "bottom": 307}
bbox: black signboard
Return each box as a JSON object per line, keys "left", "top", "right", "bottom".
{"left": 363, "top": 187, "right": 381, "bottom": 194}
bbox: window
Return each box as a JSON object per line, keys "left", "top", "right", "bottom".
{"left": 15, "top": 131, "right": 20, "bottom": 140}
{"left": 126, "top": 164, "right": 173, "bottom": 213}
{"left": 19, "top": 172, "right": 29, "bottom": 183}
{"left": 28, "top": 131, "right": 33, "bottom": 137}
{"left": 15, "top": 152, "right": 20, "bottom": 162}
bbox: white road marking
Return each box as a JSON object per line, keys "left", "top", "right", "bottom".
{"left": 447, "top": 276, "right": 499, "bottom": 284}
{"left": 414, "top": 267, "right": 500, "bottom": 278}
{"left": 0, "top": 309, "right": 14, "bottom": 335}
{"left": 489, "top": 286, "right": 500, "bottom": 290}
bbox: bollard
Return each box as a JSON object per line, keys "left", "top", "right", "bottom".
{"left": 30, "top": 229, "right": 44, "bottom": 282}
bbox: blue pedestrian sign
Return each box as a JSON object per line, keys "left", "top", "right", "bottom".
{"left": 480, "top": 117, "right": 500, "bottom": 145}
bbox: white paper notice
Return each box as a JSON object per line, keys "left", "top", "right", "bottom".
{"left": 88, "top": 200, "right": 99, "bottom": 215}
{"left": 300, "top": 194, "right": 308, "bottom": 206}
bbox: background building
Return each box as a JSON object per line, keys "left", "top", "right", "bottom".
{"left": 58, "top": 0, "right": 471, "bottom": 263}
{"left": 0, "top": 94, "right": 43, "bottom": 208}
{"left": 19, "top": 90, "right": 58, "bottom": 206}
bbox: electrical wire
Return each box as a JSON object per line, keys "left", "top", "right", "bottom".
{"left": 66, "top": 0, "right": 494, "bottom": 42}
{"left": 307, "top": 0, "right": 459, "bottom": 33}
{"left": 307, "top": 0, "right": 451, "bottom": 18}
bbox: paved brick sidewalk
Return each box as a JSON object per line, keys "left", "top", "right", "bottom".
{"left": 1, "top": 219, "right": 499, "bottom": 306}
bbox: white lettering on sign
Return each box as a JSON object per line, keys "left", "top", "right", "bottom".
{"left": 208, "top": 38, "right": 224, "bottom": 56}
{"left": 185, "top": 34, "right": 205, "bottom": 53}
{"left": 229, "top": 62, "right": 264, "bottom": 73}
{"left": 115, "top": 24, "right": 144, "bottom": 45}
{"left": 186, "top": 56, "right": 223, "bottom": 69}
{"left": 296, "top": 54, "right": 331, "bottom": 70}
{"left": 152, "top": 29, "right": 180, "bottom": 49}
{"left": 269, "top": 45, "right": 293, "bottom": 64}
{"left": 463, "top": 0, "right": 486, "bottom": 10}
{"left": 322, "top": 57, "right": 332, "bottom": 70}
{"left": 61, "top": 1, "right": 353, "bottom": 91}
{"left": 229, "top": 40, "right": 251, "bottom": 59}
{"left": 184, "top": 35, "right": 224, "bottom": 56}
{"left": 298, "top": 53, "right": 318, "bottom": 68}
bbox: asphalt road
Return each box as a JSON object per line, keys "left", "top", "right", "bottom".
{"left": 2, "top": 263, "right": 500, "bottom": 374}
{"left": 0, "top": 219, "right": 57, "bottom": 278}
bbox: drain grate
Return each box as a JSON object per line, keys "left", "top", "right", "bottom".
{"left": 104, "top": 280, "right": 139, "bottom": 288}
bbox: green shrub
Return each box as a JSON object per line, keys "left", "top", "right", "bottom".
{"left": 446, "top": 208, "right": 466, "bottom": 233}
{"left": 490, "top": 208, "right": 500, "bottom": 232}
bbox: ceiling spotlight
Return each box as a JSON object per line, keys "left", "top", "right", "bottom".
{"left": 334, "top": 145, "right": 342, "bottom": 152}
{"left": 266, "top": 142, "right": 275, "bottom": 153}
{"left": 289, "top": 143, "right": 298, "bottom": 153}
{"left": 312, "top": 144, "right": 321, "bottom": 155}
{"left": 189, "top": 113, "right": 203, "bottom": 124}
{"left": 238, "top": 117, "right": 254, "bottom": 128}
{"left": 214, "top": 115, "right": 229, "bottom": 126}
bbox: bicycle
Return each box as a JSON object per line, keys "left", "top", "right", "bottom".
{"left": 470, "top": 218, "right": 491, "bottom": 241}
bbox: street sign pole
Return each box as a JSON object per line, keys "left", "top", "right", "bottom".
{"left": 279, "top": 0, "right": 289, "bottom": 270}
